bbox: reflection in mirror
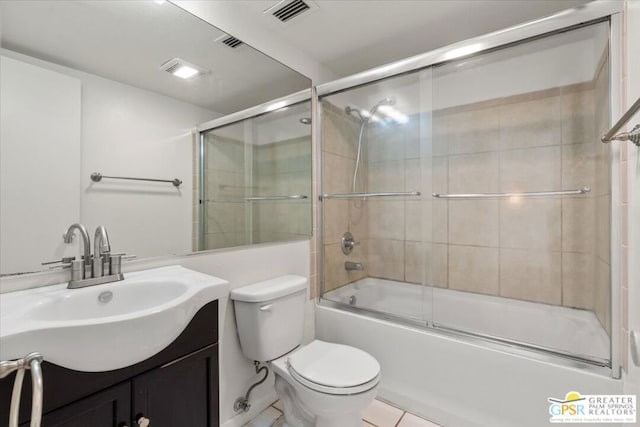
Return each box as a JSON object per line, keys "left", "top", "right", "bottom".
{"left": 199, "top": 101, "right": 312, "bottom": 251}
{"left": 0, "top": 1, "right": 311, "bottom": 275}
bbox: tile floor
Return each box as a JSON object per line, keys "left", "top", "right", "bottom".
{"left": 244, "top": 397, "right": 442, "bottom": 427}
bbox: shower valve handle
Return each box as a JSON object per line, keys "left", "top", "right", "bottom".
{"left": 341, "top": 232, "right": 359, "bottom": 255}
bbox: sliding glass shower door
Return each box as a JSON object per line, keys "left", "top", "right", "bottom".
{"left": 319, "top": 19, "right": 612, "bottom": 366}
{"left": 429, "top": 21, "right": 611, "bottom": 364}
{"left": 319, "top": 68, "right": 435, "bottom": 323}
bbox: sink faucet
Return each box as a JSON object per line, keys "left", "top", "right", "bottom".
{"left": 93, "top": 226, "right": 111, "bottom": 277}
{"left": 63, "top": 223, "right": 91, "bottom": 278}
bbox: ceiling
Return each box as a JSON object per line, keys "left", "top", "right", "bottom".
{"left": 0, "top": 0, "right": 310, "bottom": 114}
{"left": 0, "top": 0, "right": 595, "bottom": 114}
{"left": 212, "top": 0, "right": 594, "bottom": 80}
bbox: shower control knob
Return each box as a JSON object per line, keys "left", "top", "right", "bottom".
{"left": 341, "top": 231, "right": 359, "bottom": 255}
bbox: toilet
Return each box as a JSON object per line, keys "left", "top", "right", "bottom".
{"left": 230, "top": 275, "right": 380, "bottom": 427}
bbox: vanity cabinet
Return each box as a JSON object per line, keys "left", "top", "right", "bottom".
{"left": 2, "top": 300, "right": 219, "bottom": 427}
{"left": 30, "top": 382, "right": 131, "bottom": 427}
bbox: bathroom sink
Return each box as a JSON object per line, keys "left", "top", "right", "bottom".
{"left": 28, "top": 280, "right": 189, "bottom": 321}
{"left": 0, "top": 266, "right": 228, "bottom": 371}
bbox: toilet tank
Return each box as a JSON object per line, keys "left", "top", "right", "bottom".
{"left": 230, "top": 275, "right": 307, "bottom": 362}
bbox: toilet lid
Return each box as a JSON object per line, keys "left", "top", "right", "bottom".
{"left": 287, "top": 340, "right": 380, "bottom": 390}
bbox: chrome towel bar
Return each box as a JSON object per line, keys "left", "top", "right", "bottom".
{"left": 432, "top": 187, "right": 591, "bottom": 199}
{"left": 601, "top": 96, "right": 640, "bottom": 146}
{"left": 1, "top": 352, "right": 44, "bottom": 427}
{"left": 91, "top": 172, "right": 182, "bottom": 187}
{"left": 204, "top": 195, "right": 308, "bottom": 203}
{"left": 245, "top": 195, "right": 308, "bottom": 201}
{"left": 320, "top": 191, "right": 421, "bottom": 200}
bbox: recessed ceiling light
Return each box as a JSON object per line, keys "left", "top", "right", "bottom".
{"left": 172, "top": 65, "right": 199, "bottom": 79}
{"left": 160, "top": 58, "right": 208, "bottom": 80}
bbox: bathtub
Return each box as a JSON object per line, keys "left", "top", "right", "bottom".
{"left": 317, "top": 278, "right": 622, "bottom": 427}
{"left": 323, "top": 277, "right": 610, "bottom": 361}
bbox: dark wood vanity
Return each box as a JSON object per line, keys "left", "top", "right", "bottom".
{"left": 0, "top": 300, "right": 219, "bottom": 427}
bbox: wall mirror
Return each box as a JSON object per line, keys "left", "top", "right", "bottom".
{"left": 0, "top": 0, "right": 311, "bottom": 276}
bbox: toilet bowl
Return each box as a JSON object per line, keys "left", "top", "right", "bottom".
{"left": 271, "top": 340, "right": 380, "bottom": 427}
{"left": 230, "top": 276, "right": 381, "bottom": 427}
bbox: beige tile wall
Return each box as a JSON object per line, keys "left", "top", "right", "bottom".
{"left": 202, "top": 134, "right": 247, "bottom": 249}
{"left": 199, "top": 132, "right": 312, "bottom": 251}
{"left": 432, "top": 83, "right": 609, "bottom": 311}
{"left": 321, "top": 103, "right": 368, "bottom": 292}
{"left": 252, "top": 137, "right": 312, "bottom": 244}
{"left": 320, "top": 79, "right": 611, "bottom": 321}
{"left": 593, "top": 52, "right": 612, "bottom": 335}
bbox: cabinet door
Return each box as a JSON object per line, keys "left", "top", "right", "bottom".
{"left": 132, "top": 344, "right": 218, "bottom": 427}
{"left": 25, "top": 382, "right": 130, "bottom": 427}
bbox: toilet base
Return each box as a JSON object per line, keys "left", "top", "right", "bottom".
{"left": 272, "top": 352, "right": 378, "bottom": 427}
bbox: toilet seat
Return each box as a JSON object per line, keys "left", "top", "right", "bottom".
{"left": 286, "top": 340, "right": 380, "bottom": 395}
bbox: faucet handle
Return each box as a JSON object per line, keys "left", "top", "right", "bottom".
{"left": 42, "top": 256, "right": 76, "bottom": 269}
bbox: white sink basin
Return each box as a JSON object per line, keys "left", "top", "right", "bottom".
{"left": 0, "top": 266, "right": 228, "bottom": 371}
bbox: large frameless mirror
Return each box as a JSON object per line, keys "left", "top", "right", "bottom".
{"left": 0, "top": 0, "right": 311, "bottom": 276}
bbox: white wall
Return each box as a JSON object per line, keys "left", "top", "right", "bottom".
{"left": 0, "top": 49, "right": 218, "bottom": 267}
{"left": 0, "top": 240, "right": 311, "bottom": 427}
{"left": 623, "top": 0, "right": 640, "bottom": 397}
{"left": 0, "top": 55, "right": 81, "bottom": 274}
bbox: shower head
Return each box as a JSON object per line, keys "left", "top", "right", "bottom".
{"left": 345, "top": 105, "right": 367, "bottom": 121}
{"left": 370, "top": 96, "right": 396, "bottom": 115}
{"left": 345, "top": 97, "right": 396, "bottom": 122}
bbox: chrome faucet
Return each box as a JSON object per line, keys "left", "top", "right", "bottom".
{"left": 93, "top": 226, "right": 111, "bottom": 277}
{"left": 63, "top": 223, "right": 91, "bottom": 278}
{"left": 60, "top": 223, "right": 124, "bottom": 288}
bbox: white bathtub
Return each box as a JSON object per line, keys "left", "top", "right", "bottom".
{"left": 323, "top": 277, "right": 610, "bottom": 361}
{"left": 317, "top": 278, "right": 622, "bottom": 427}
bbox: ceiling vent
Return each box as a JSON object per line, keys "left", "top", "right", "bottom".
{"left": 272, "top": 0, "right": 311, "bottom": 22}
{"left": 221, "top": 36, "right": 244, "bottom": 49}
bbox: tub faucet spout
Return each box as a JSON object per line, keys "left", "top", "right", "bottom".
{"left": 345, "top": 261, "right": 363, "bottom": 271}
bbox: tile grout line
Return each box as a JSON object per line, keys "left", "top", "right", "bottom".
{"left": 395, "top": 410, "right": 407, "bottom": 427}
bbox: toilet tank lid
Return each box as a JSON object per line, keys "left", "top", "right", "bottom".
{"left": 230, "top": 275, "right": 307, "bottom": 302}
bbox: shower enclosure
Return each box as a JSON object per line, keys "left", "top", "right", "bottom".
{"left": 197, "top": 95, "right": 312, "bottom": 251}
{"left": 319, "top": 19, "right": 615, "bottom": 367}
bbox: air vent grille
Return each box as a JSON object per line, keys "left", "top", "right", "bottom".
{"left": 222, "top": 36, "right": 244, "bottom": 48}
{"left": 273, "top": 0, "right": 310, "bottom": 22}
{"left": 163, "top": 63, "right": 182, "bottom": 74}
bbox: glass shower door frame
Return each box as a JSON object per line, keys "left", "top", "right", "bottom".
{"left": 316, "top": 1, "right": 624, "bottom": 378}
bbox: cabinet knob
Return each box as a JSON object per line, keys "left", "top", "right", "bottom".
{"left": 137, "top": 416, "right": 150, "bottom": 427}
